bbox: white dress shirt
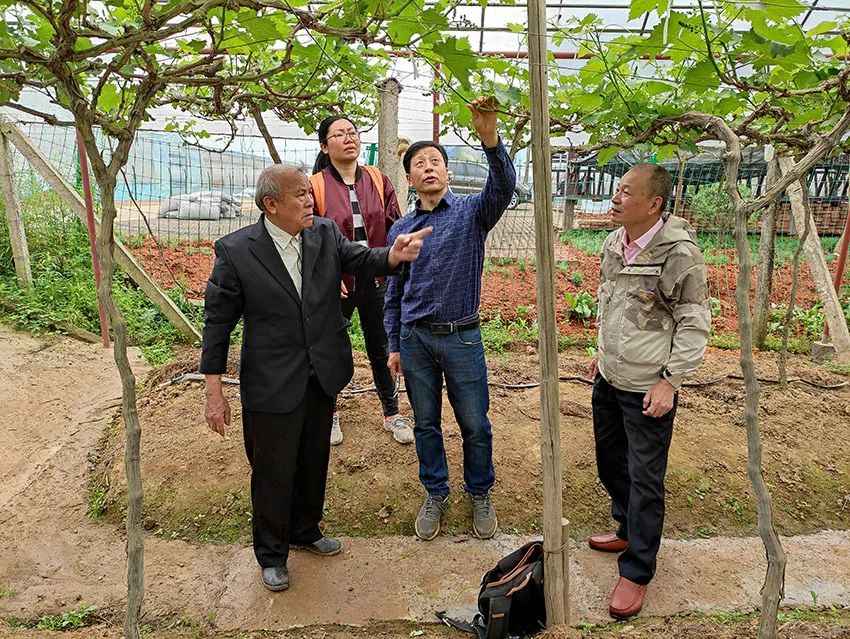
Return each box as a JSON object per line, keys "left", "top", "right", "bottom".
{"left": 264, "top": 217, "right": 302, "bottom": 297}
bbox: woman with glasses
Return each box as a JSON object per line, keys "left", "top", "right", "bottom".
{"left": 311, "top": 115, "right": 414, "bottom": 447}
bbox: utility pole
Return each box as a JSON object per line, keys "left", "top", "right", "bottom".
{"left": 377, "top": 78, "right": 407, "bottom": 211}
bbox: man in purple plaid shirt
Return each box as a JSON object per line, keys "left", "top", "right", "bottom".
{"left": 384, "top": 96, "right": 516, "bottom": 541}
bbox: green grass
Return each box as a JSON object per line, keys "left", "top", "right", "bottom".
{"left": 576, "top": 607, "right": 850, "bottom": 637}
{"left": 347, "top": 309, "right": 365, "bottom": 352}
{"left": 560, "top": 229, "right": 607, "bottom": 255}
{"left": 0, "top": 586, "right": 16, "bottom": 599}
{"left": 0, "top": 193, "right": 201, "bottom": 366}
{"left": 35, "top": 605, "right": 98, "bottom": 631}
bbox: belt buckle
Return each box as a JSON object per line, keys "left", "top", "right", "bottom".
{"left": 431, "top": 322, "right": 452, "bottom": 335}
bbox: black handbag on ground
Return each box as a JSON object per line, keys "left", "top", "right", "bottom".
{"left": 437, "top": 540, "right": 546, "bottom": 639}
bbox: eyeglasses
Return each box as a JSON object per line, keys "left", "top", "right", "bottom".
{"left": 326, "top": 130, "right": 360, "bottom": 142}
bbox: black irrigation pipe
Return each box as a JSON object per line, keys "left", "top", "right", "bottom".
{"left": 160, "top": 372, "right": 849, "bottom": 392}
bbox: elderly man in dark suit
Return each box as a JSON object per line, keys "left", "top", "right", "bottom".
{"left": 201, "top": 164, "right": 431, "bottom": 592}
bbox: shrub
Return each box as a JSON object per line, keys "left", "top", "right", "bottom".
{"left": 691, "top": 181, "right": 752, "bottom": 227}
{"left": 0, "top": 197, "right": 199, "bottom": 365}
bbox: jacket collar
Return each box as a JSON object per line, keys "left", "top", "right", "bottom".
{"left": 247, "top": 215, "right": 305, "bottom": 306}
{"left": 413, "top": 188, "right": 457, "bottom": 216}
{"left": 326, "top": 163, "right": 362, "bottom": 186}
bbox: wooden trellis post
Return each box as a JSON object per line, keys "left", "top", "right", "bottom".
{"left": 0, "top": 131, "right": 32, "bottom": 290}
{"left": 527, "top": 0, "right": 569, "bottom": 625}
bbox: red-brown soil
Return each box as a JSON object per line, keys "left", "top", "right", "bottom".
{"left": 2, "top": 326, "right": 850, "bottom": 636}
{"left": 129, "top": 238, "right": 847, "bottom": 340}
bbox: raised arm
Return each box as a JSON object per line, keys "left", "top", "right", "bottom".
{"left": 467, "top": 96, "right": 516, "bottom": 230}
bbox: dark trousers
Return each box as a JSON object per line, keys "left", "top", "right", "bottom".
{"left": 335, "top": 278, "right": 398, "bottom": 417}
{"left": 242, "top": 377, "right": 333, "bottom": 568}
{"left": 592, "top": 373, "right": 677, "bottom": 585}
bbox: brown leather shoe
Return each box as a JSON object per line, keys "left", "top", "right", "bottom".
{"left": 609, "top": 576, "right": 647, "bottom": 619}
{"left": 588, "top": 531, "right": 629, "bottom": 553}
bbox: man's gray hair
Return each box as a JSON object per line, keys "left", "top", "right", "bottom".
{"left": 255, "top": 168, "right": 283, "bottom": 212}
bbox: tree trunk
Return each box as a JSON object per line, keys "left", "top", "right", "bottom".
{"left": 377, "top": 78, "right": 405, "bottom": 210}
{"left": 753, "top": 155, "right": 779, "bottom": 349}
{"left": 733, "top": 199, "right": 787, "bottom": 639}
{"left": 86, "top": 156, "right": 145, "bottom": 639}
{"left": 779, "top": 156, "right": 850, "bottom": 358}
{"left": 778, "top": 173, "right": 812, "bottom": 386}
{"left": 672, "top": 152, "right": 686, "bottom": 217}
{"left": 250, "top": 102, "right": 282, "bottom": 164}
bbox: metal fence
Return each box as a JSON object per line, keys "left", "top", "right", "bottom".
{"left": 6, "top": 119, "right": 848, "bottom": 321}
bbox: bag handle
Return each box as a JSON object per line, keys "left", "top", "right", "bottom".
{"left": 362, "top": 165, "right": 385, "bottom": 210}
{"left": 484, "top": 594, "right": 512, "bottom": 639}
{"left": 310, "top": 172, "right": 326, "bottom": 217}
{"left": 435, "top": 611, "right": 486, "bottom": 639}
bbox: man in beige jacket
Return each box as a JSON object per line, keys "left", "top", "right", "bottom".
{"left": 588, "top": 163, "right": 710, "bottom": 619}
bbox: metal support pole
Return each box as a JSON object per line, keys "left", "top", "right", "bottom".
{"left": 76, "top": 130, "right": 110, "bottom": 348}
{"left": 432, "top": 63, "right": 441, "bottom": 144}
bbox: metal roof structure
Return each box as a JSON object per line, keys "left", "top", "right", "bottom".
{"left": 434, "top": 1, "right": 850, "bottom": 52}
{"left": 379, "top": 1, "right": 850, "bottom": 140}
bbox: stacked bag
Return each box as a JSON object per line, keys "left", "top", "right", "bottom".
{"left": 159, "top": 191, "right": 243, "bottom": 220}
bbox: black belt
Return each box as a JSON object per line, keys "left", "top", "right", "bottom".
{"left": 412, "top": 317, "right": 480, "bottom": 335}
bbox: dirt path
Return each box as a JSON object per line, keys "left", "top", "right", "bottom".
{"left": 1, "top": 325, "right": 849, "bottom": 630}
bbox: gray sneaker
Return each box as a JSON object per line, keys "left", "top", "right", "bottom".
{"left": 383, "top": 414, "right": 414, "bottom": 444}
{"left": 330, "top": 413, "right": 343, "bottom": 446}
{"left": 415, "top": 493, "right": 449, "bottom": 541}
{"left": 470, "top": 493, "right": 498, "bottom": 539}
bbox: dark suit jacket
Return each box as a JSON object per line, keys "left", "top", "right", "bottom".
{"left": 200, "top": 216, "right": 394, "bottom": 414}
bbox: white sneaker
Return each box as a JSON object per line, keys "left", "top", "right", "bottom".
{"left": 330, "top": 413, "right": 343, "bottom": 446}
{"left": 383, "top": 414, "right": 414, "bottom": 444}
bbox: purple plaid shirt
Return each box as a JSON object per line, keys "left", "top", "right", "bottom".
{"left": 384, "top": 140, "right": 516, "bottom": 352}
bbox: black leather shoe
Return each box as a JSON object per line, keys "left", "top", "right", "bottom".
{"left": 261, "top": 566, "right": 289, "bottom": 591}
{"left": 293, "top": 536, "right": 342, "bottom": 556}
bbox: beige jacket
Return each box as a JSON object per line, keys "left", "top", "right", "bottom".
{"left": 596, "top": 215, "right": 710, "bottom": 393}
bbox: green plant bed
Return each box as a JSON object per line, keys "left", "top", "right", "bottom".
{"left": 0, "top": 202, "right": 200, "bottom": 366}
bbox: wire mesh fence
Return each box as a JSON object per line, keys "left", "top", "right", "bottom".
{"left": 554, "top": 150, "right": 850, "bottom": 237}
{"left": 4, "top": 118, "right": 849, "bottom": 338}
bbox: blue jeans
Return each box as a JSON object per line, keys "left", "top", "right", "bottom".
{"left": 399, "top": 322, "right": 495, "bottom": 497}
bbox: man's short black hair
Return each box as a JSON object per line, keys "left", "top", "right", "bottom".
{"left": 403, "top": 141, "right": 449, "bottom": 174}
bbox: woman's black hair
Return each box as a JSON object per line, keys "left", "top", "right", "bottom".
{"left": 312, "top": 114, "right": 353, "bottom": 175}
{"left": 311, "top": 151, "right": 331, "bottom": 174}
